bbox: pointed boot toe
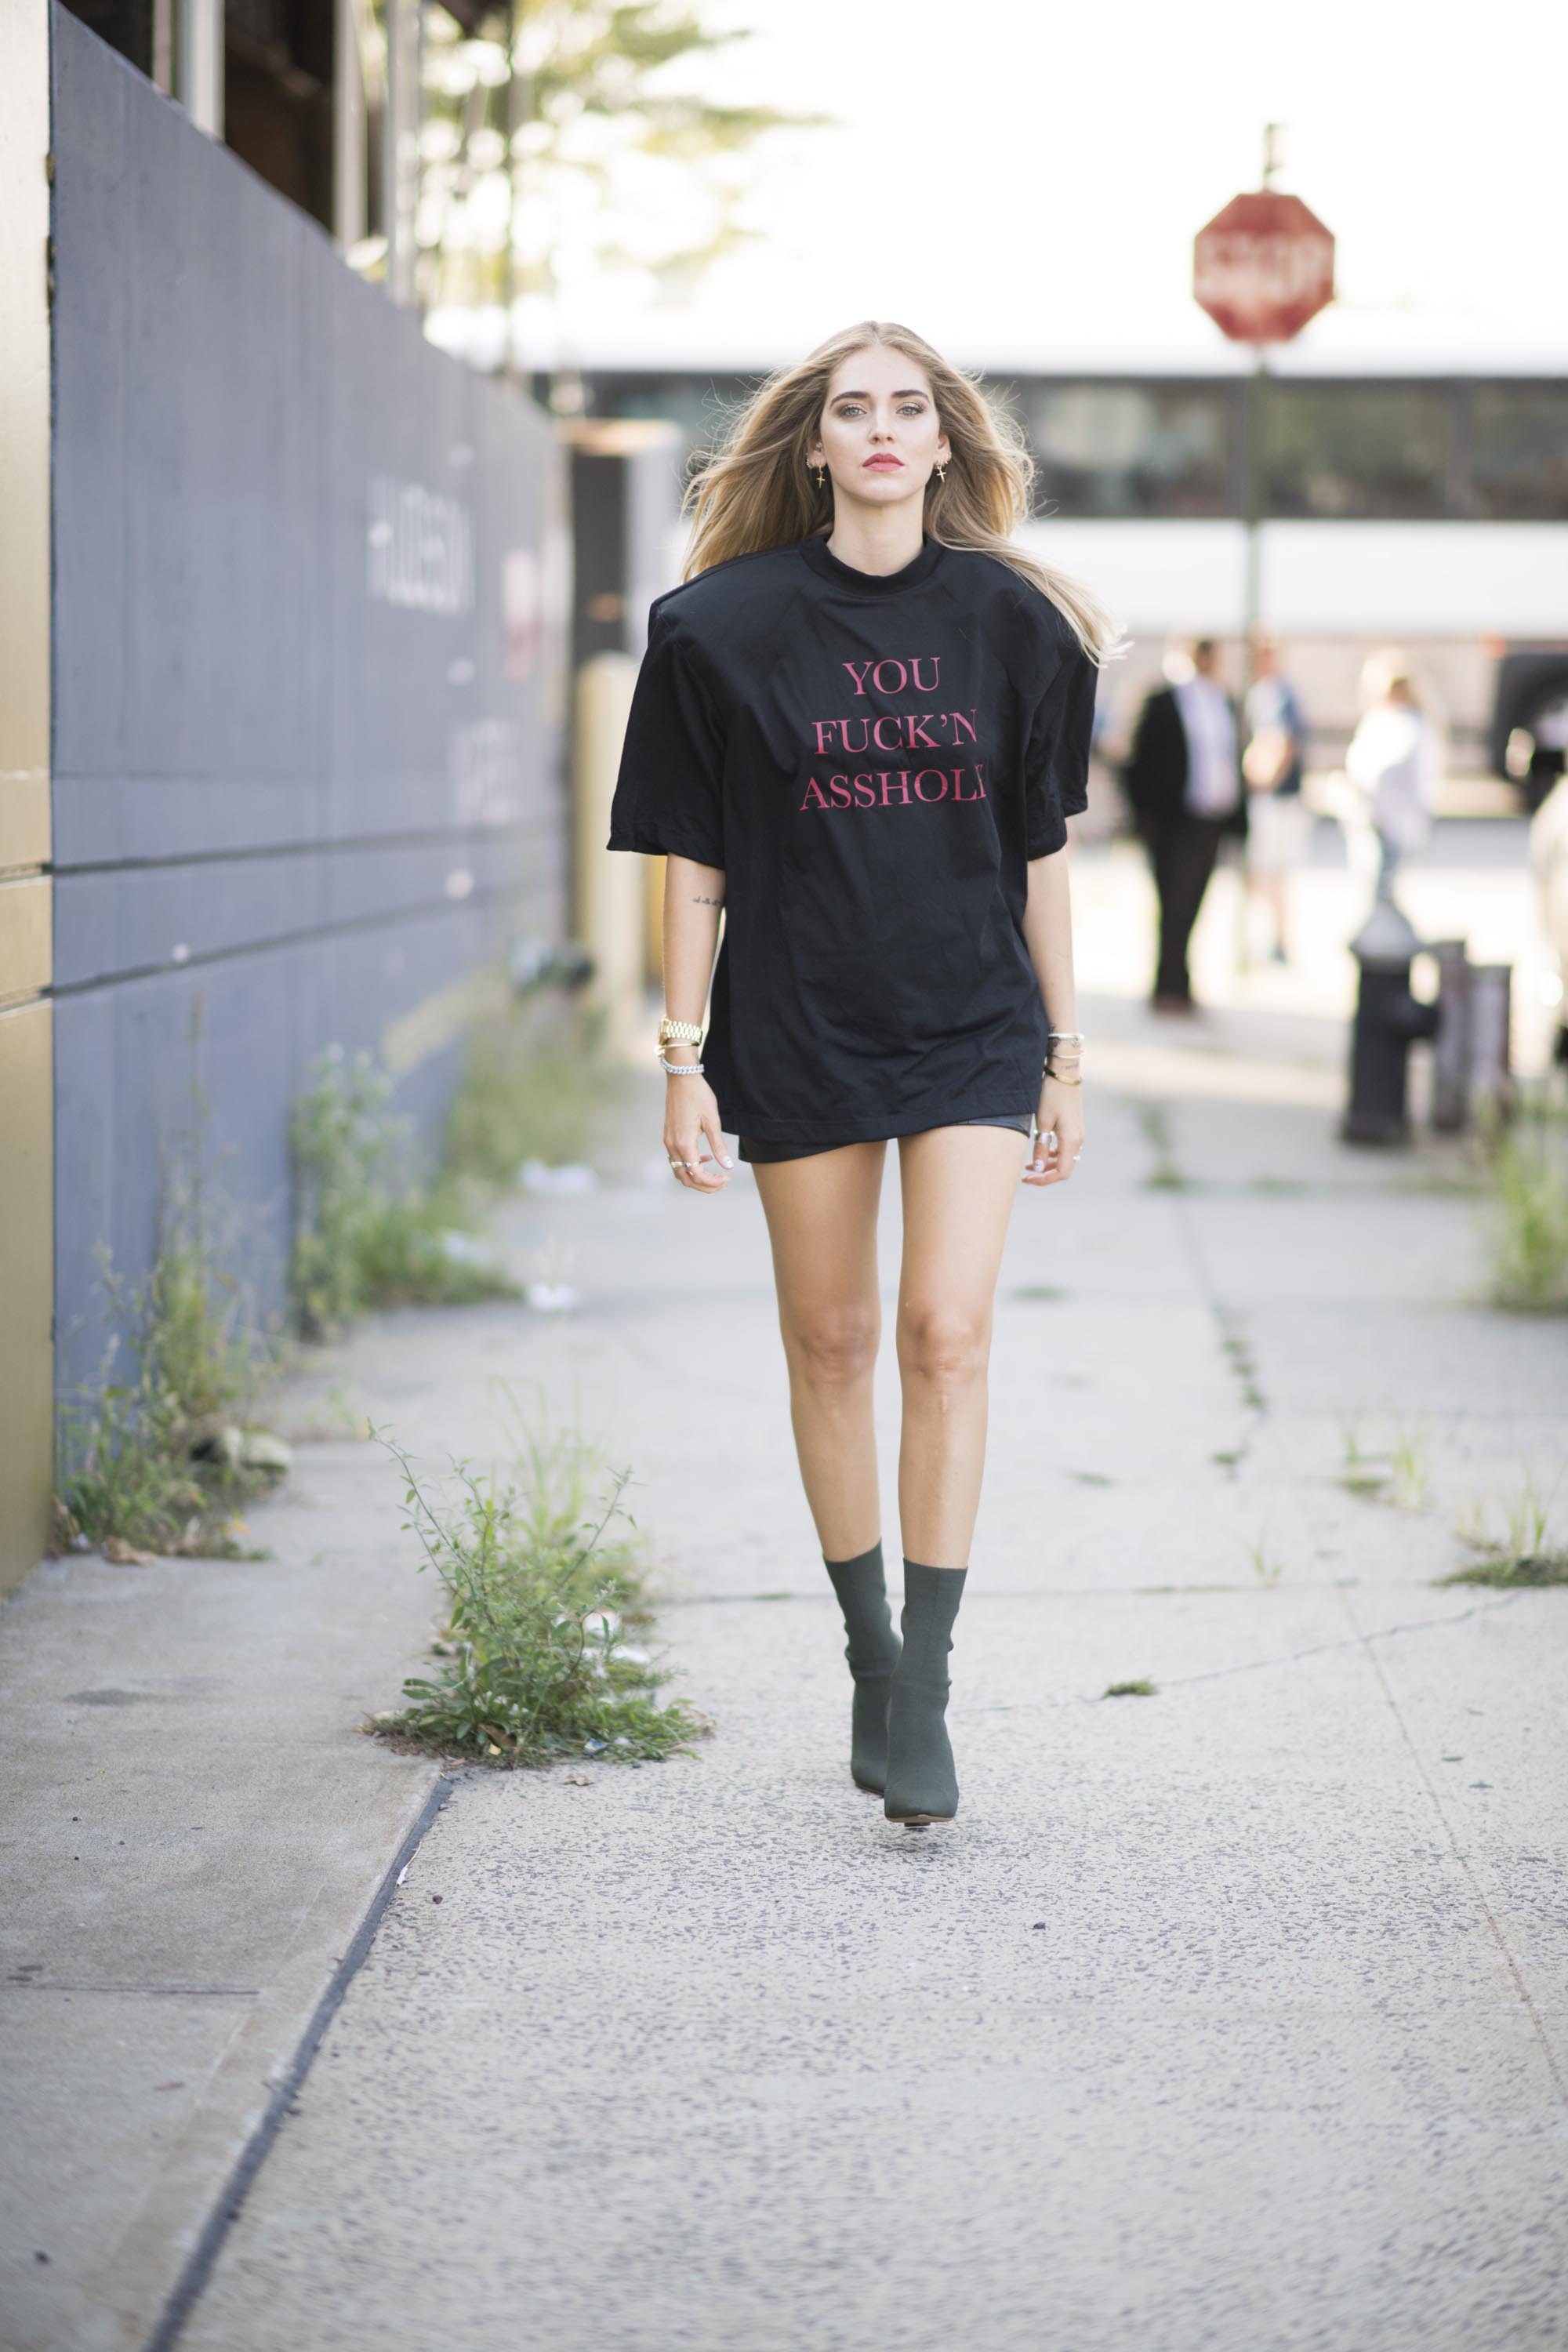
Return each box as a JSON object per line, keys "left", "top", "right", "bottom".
{"left": 883, "top": 1677, "right": 958, "bottom": 1823}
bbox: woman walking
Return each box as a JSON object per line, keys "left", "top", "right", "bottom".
{"left": 608, "top": 322, "right": 1116, "bottom": 1826}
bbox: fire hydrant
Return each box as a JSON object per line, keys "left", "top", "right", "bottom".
{"left": 1341, "top": 899, "right": 1440, "bottom": 1145}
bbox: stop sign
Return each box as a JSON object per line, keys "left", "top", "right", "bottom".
{"left": 1193, "top": 191, "right": 1335, "bottom": 344}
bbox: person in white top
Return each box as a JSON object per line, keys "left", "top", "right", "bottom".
{"left": 1529, "top": 774, "right": 1568, "bottom": 1067}
{"left": 1345, "top": 669, "right": 1440, "bottom": 898}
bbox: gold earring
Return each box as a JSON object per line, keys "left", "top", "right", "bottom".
{"left": 935, "top": 461, "right": 947, "bottom": 486}
{"left": 811, "top": 463, "right": 826, "bottom": 489}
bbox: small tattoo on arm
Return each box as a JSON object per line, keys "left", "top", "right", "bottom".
{"left": 690, "top": 894, "right": 724, "bottom": 906}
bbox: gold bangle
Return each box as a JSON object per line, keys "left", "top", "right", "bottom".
{"left": 1046, "top": 1070, "right": 1083, "bottom": 1086}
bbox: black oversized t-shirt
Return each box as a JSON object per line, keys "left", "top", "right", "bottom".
{"left": 608, "top": 535, "right": 1094, "bottom": 1145}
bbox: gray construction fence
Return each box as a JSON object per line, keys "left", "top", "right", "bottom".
{"left": 48, "top": 5, "right": 568, "bottom": 1403}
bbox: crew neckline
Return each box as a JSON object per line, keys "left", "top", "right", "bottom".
{"left": 798, "top": 535, "right": 946, "bottom": 597}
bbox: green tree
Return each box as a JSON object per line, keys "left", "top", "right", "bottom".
{"left": 393, "top": 2, "right": 815, "bottom": 347}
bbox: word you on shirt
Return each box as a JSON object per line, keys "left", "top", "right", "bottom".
{"left": 800, "top": 654, "right": 987, "bottom": 815}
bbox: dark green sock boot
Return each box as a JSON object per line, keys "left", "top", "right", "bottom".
{"left": 824, "top": 1541, "right": 900, "bottom": 1794}
{"left": 884, "top": 1561, "right": 967, "bottom": 1825}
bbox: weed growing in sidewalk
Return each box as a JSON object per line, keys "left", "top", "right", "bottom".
{"left": 1336, "top": 1415, "right": 1428, "bottom": 1511}
{"left": 1387, "top": 1419, "right": 1430, "bottom": 1512}
{"left": 1441, "top": 1469, "right": 1567, "bottom": 1588}
{"left": 372, "top": 1426, "right": 709, "bottom": 1767}
{"left": 1483, "top": 1106, "right": 1568, "bottom": 1313}
{"left": 1134, "top": 1101, "right": 1186, "bottom": 1191}
{"left": 1218, "top": 1315, "right": 1267, "bottom": 1415}
{"left": 1102, "top": 1678, "right": 1157, "bottom": 1698}
{"left": 1244, "top": 1525, "right": 1284, "bottom": 1584}
{"left": 1338, "top": 1414, "right": 1388, "bottom": 1499}
{"left": 58, "top": 1195, "right": 278, "bottom": 1561}
{"left": 290, "top": 1048, "right": 517, "bottom": 1338}
{"left": 443, "top": 1007, "right": 626, "bottom": 1188}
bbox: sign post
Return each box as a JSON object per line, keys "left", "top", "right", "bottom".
{"left": 1193, "top": 127, "right": 1335, "bottom": 676}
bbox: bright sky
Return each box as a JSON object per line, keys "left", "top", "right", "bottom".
{"left": 550, "top": 0, "right": 1568, "bottom": 372}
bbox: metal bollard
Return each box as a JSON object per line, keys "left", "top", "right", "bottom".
{"left": 1428, "top": 938, "right": 1472, "bottom": 1134}
{"left": 1341, "top": 899, "right": 1440, "bottom": 1145}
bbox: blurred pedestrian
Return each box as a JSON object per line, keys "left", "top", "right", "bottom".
{"left": 1529, "top": 774, "right": 1568, "bottom": 1064}
{"left": 1242, "top": 634, "right": 1309, "bottom": 963}
{"left": 1122, "top": 639, "right": 1245, "bottom": 1011}
{"left": 608, "top": 320, "right": 1117, "bottom": 1828}
{"left": 1345, "top": 662, "right": 1440, "bottom": 899}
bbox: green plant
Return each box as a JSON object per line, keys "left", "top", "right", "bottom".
{"left": 1220, "top": 1327, "right": 1266, "bottom": 1414}
{"left": 1486, "top": 1116, "right": 1568, "bottom": 1312}
{"left": 1103, "top": 1678, "right": 1157, "bottom": 1698}
{"left": 1244, "top": 1526, "right": 1283, "bottom": 1584}
{"left": 442, "top": 1009, "right": 626, "bottom": 1188}
{"left": 1336, "top": 1414, "right": 1428, "bottom": 1509}
{"left": 1388, "top": 1418, "right": 1430, "bottom": 1512}
{"left": 373, "top": 1425, "right": 708, "bottom": 1767}
{"left": 1441, "top": 1468, "right": 1567, "bottom": 1588}
{"left": 59, "top": 1217, "right": 275, "bottom": 1561}
{"left": 290, "top": 1047, "right": 516, "bottom": 1338}
{"left": 1440, "top": 1552, "right": 1568, "bottom": 1589}
{"left": 1338, "top": 1413, "right": 1388, "bottom": 1499}
{"left": 1135, "top": 1101, "right": 1186, "bottom": 1191}
{"left": 414, "top": 2, "right": 816, "bottom": 319}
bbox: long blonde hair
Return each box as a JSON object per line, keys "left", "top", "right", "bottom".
{"left": 684, "top": 320, "right": 1120, "bottom": 661}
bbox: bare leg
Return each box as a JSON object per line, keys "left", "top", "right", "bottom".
{"left": 753, "top": 1143, "right": 887, "bottom": 1560}
{"left": 895, "top": 1125, "right": 1029, "bottom": 1567}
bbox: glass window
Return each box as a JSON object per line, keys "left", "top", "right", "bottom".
{"left": 1261, "top": 385, "right": 1450, "bottom": 518}
{"left": 1026, "top": 383, "right": 1232, "bottom": 517}
{"left": 589, "top": 375, "right": 751, "bottom": 474}
{"left": 1466, "top": 387, "right": 1568, "bottom": 520}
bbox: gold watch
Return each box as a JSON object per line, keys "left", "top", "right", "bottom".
{"left": 658, "top": 1018, "right": 703, "bottom": 1052}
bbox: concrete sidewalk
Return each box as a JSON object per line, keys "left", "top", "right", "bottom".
{"left": 5, "top": 937, "right": 1567, "bottom": 2349}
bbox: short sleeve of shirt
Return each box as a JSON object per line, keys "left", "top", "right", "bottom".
{"left": 606, "top": 604, "right": 728, "bottom": 867}
{"left": 1024, "top": 633, "right": 1097, "bottom": 858}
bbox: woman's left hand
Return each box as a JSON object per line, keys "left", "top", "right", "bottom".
{"left": 1023, "top": 1076, "right": 1084, "bottom": 1188}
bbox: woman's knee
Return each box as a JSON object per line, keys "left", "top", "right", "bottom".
{"left": 784, "top": 1305, "right": 880, "bottom": 1392}
{"left": 898, "top": 1301, "right": 990, "bottom": 1391}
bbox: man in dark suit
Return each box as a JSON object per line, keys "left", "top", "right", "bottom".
{"left": 1122, "top": 639, "right": 1247, "bottom": 1011}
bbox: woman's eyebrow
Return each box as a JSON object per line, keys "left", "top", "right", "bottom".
{"left": 831, "top": 387, "right": 929, "bottom": 401}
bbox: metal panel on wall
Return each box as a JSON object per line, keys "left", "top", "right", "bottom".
{"left": 49, "top": 6, "right": 568, "bottom": 1400}
{"left": 0, "top": 0, "right": 56, "bottom": 1594}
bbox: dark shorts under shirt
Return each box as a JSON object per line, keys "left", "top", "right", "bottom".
{"left": 739, "top": 1115, "right": 1033, "bottom": 1164}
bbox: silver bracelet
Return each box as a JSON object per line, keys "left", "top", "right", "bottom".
{"left": 661, "top": 1058, "right": 706, "bottom": 1076}
{"left": 1048, "top": 1029, "right": 1086, "bottom": 1044}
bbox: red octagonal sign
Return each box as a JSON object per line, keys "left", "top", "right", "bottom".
{"left": 1193, "top": 191, "right": 1335, "bottom": 345}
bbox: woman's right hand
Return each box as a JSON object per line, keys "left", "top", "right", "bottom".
{"left": 664, "top": 1075, "right": 733, "bottom": 1192}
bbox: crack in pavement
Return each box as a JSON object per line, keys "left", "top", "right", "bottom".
{"left": 961, "top": 1589, "right": 1532, "bottom": 1709}
{"left": 1335, "top": 1581, "right": 1567, "bottom": 2103}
